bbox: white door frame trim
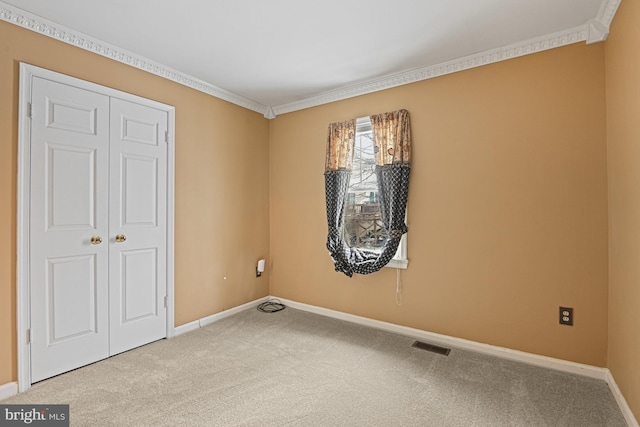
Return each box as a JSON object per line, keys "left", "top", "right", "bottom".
{"left": 16, "top": 63, "right": 176, "bottom": 392}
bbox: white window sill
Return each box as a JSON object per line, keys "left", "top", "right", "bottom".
{"left": 386, "top": 258, "right": 408, "bottom": 269}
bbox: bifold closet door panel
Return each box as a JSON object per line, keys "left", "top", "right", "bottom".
{"left": 108, "top": 97, "right": 168, "bottom": 356}
{"left": 29, "top": 77, "right": 111, "bottom": 383}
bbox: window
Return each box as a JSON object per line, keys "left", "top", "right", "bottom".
{"left": 324, "top": 110, "right": 411, "bottom": 277}
{"left": 343, "top": 117, "right": 408, "bottom": 269}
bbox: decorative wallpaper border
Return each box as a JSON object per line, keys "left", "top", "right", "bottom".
{"left": 0, "top": 0, "right": 621, "bottom": 119}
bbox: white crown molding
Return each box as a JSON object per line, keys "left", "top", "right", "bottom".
{"left": 0, "top": 0, "right": 621, "bottom": 119}
{"left": 0, "top": 2, "right": 271, "bottom": 118}
{"left": 587, "top": 0, "right": 621, "bottom": 44}
{"left": 273, "top": 25, "right": 591, "bottom": 116}
{"left": 587, "top": 19, "right": 610, "bottom": 44}
{"left": 272, "top": 0, "right": 621, "bottom": 116}
{"left": 597, "top": 0, "right": 622, "bottom": 29}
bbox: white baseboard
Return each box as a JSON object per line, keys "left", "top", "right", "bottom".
{"left": 199, "top": 296, "right": 270, "bottom": 327}
{"left": 174, "top": 320, "right": 199, "bottom": 336}
{"left": 607, "top": 370, "right": 639, "bottom": 427}
{"left": 274, "top": 297, "right": 640, "bottom": 421}
{"left": 0, "top": 382, "right": 18, "bottom": 401}
{"left": 173, "top": 296, "right": 271, "bottom": 336}
{"left": 272, "top": 296, "right": 608, "bottom": 381}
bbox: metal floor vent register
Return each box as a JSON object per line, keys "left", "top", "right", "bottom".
{"left": 411, "top": 341, "right": 451, "bottom": 356}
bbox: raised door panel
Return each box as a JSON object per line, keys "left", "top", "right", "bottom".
{"left": 121, "top": 154, "right": 158, "bottom": 227}
{"left": 46, "top": 255, "right": 98, "bottom": 344}
{"left": 120, "top": 248, "right": 158, "bottom": 323}
{"left": 46, "top": 143, "right": 96, "bottom": 230}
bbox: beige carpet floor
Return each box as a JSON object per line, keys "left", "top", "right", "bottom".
{"left": 2, "top": 306, "right": 627, "bottom": 426}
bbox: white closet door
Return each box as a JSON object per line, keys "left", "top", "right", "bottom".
{"left": 29, "top": 77, "right": 110, "bottom": 382}
{"left": 29, "top": 75, "right": 170, "bottom": 383}
{"left": 108, "top": 98, "right": 168, "bottom": 355}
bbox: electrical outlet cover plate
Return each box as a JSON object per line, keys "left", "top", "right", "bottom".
{"left": 559, "top": 306, "right": 573, "bottom": 325}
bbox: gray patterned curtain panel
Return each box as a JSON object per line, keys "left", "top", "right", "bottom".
{"left": 324, "top": 109, "right": 411, "bottom": 277}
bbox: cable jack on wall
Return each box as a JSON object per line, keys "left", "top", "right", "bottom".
{"left": 256, "top": 259, "right": 265, "bottom": 277}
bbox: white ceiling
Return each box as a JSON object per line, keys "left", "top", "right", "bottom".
{"left": 0, "top": 0, "right": 619, "bottom": 117}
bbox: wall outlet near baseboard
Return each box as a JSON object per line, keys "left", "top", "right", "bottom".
{"left": 559, "top": 307, "right": 573, "bottom": 325}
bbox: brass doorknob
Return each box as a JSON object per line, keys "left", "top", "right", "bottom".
{"left": 90, "top": 236, "right": 103, "bottom": 245}
{"left": 115, "top": 234, "right": 127, "bottom": 243}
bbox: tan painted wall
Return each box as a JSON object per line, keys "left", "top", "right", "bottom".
{"left": 605, "top": 0, "right": 640, "bottom": 419}
{"left": 0, "top": 11, "right": 617, "bottom": 396}
{"left": 0, "top": 21, "right": 270, "bottom": 386}
{"left": 270, "top": 42, "right": 609, "bottom": 367}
